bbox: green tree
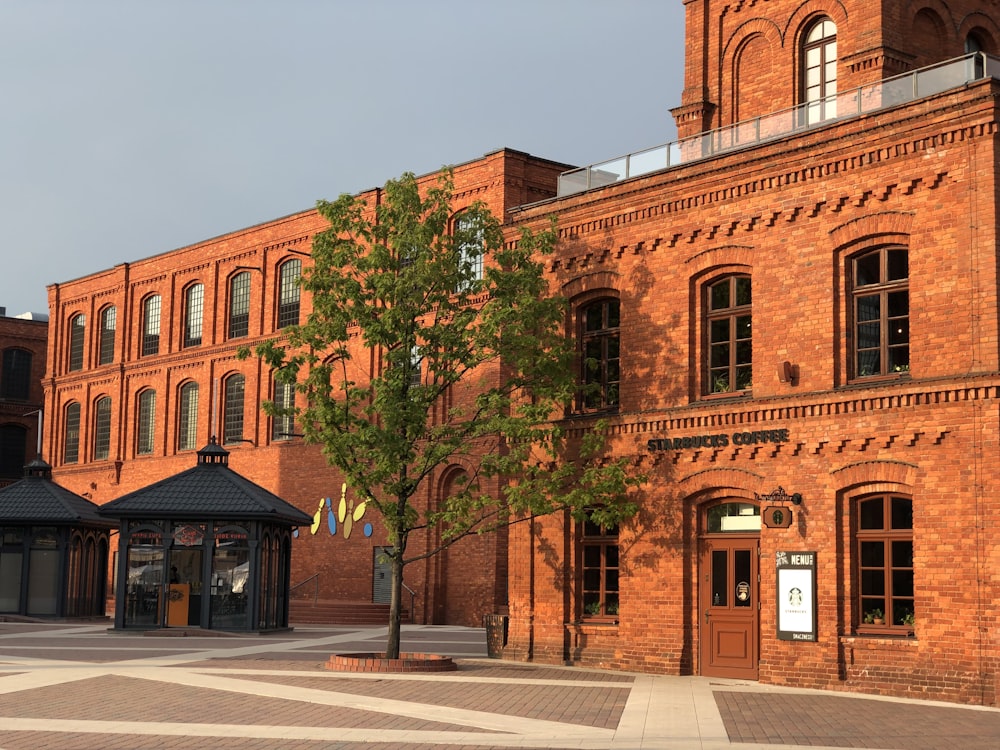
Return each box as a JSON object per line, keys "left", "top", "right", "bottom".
{"left": 247, "top": 170, "right": 640, "bottom": 658}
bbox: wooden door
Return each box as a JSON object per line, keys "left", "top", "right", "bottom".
{"left": 700, "top": 536, "right": 759, "bottom": 679}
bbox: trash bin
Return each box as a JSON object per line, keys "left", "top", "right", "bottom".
{"left": 483, "top": 613, "right": 508, "bottom": 658}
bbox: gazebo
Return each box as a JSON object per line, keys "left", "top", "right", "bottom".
{"left": 99, "top": 440, "right": 311, "bottom": 632}
{"left": 0, "top": 458, "right": 114, "bottom": 619}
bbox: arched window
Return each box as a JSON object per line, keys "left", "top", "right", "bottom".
{"left": 706, "top": 275, "right": 752, "bottom": 394}
{"left": 578, "top": 298, "right": 620, "bottom": 411}
{"left": 855, "top": 494, "right": 914, "bottom": 630}
{"left": 454, "top": 213, "right": 484, "bottom": 293}
{"left": 851, "top": 247, "right": 909, "bottom": 378}
{"left": 223, "top": 374, "right": 245, "bottom": 445}
{"left": 93, "top": 397, "right": 112, "bottom": 461}
{"left": 184, "top": 283, "right": 204, "bottom": 348}
{"left": 277, "top": 260, "right": 301, "bottom": 329}
{"left": 99, "top": 306, "right": 116, "bottom": 365}
{"left": 229, "top": 272, "right": 251, "bottom": 339}
{"left": 802, "top": 18, "right": 837, "bottom": 124}
{"left": 142, "top": 295, "right": 161, "bottom": 357}
{"left": 136, "top": 389, "right": 156, "bottom": 456}
{"left": 64, "top": 402, "right": 81, "bottom": 464}
{"left": 178, "top": 382, "right": 199, "bottom": 451}
{"left": 1, "top": 348, "right": 32, "bottom": 400}
{"left": 68, "top": 314, "right": 86, "bottom": 372}
{"left": 271, "top": 379, "right": 295, "bottom": 440}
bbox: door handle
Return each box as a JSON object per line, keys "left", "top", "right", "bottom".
{"left": 705, "top": 609, "right": 710, "bottom": 624}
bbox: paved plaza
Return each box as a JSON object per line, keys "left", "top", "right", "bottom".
{"left": 0, "top": 621, "right": 997, "bottom": 749}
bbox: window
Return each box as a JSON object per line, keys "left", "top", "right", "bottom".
{"left": 579, "top": 299, "right": 620, "bottom": 410}
{"left": 178, "top": 382, "right": 199, "bottom": 451}
{"left": 0, "top": 424, "right": 26, "bottom": 479}
{"left": 229, "top": 272, "right": 251, "bottom": 339}
{"left": 136, "top": 390, "right": 156, "bottom": 456}
{"left": 454, "top": 213, "right": 484, "bottom": 292}
{"left": 707, "top": 276, "right": 752, "bottom": 394}
{"left": 184, "top": 284, "right": 204, "bottom": 348}
{"left": 852, "top": 247, "right": 909, "bottom": 377}
{"left": 856, "top": 494, "right": 914, "bottom": 630}
{"left": 271, "top": 380, "right": 295, "bottom": 440}
{"left": 803, "top": 18, "right": 837, "bottom": 124}
{"left": 93, "top": 397, "right": 111, "bottom": 461}
{"left": 223, "top": 374, "right": 245, "bottom": 445}
{"left": 1, "top": 348, "right": 32, "bottom": 400}
{"left": 581, "top": 519, "right": 619, "bottom": 619}
{"left": 277, "top": 260, "right": 301, "bottom": 329}
{"left": 142, "top": 296, "right": 161, "bottom": 357}
{"left": 68, "top": 314, "right": 85, "bottom": 371}
{"left": 409, "top": 344, "right": 423, "bottom": 387}
{"left": 99, "top": 306, "right": 116, "bottom": 365}
{"left": 64, "top": 402, "right": 81, "bottom": 464}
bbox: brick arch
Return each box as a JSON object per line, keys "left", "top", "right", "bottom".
{"left": 957, "top": 11, "right": 1000, "bottom": 52}
{"left": 678, "top": 466, "right": 767, "bottom": 499}
{"left": 828, "top": 211, "right": 914, "bottom": 252}
{"left": 684, "top": 245, "right": 755, "bottom": 275}
{"left": 904, "top": 0, "right": 955, "bottom": 34}
{"left": 560, "top": 270, "right": 621, "bottom": 300}
{"left": 830, "top": 459, "right": 919, "bottom": 491}
{"left": 784, "top": 1, "right": 849, "bottom": 44}
{"left": 722, "top": 19, "right": 784, "bottom": 125}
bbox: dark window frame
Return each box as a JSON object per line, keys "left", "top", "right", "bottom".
{"left": 68, "top": 314, "right": 86, "bottom": 372}
{"left": 64, "top": 402, "right": 81, "bottom": 464}
{"left": 223, "top": 374, "right": 245, "bottom": 445}
{"left": 705, "top": 275, "right": 752, "bottom": 396}
{"left": 578, "top": 298, "right": 621, "bottom": 412}
{"left": 271, "top": 379, "right": 295, "bottom": 441}
{"left": 579, "top": 519, "right": 619, "bottom": 621}
{"left": 855, "top": 494, "right": 914, "bottom": 632}
{"left": 802, "top": 17, "right": 837, "bottom": 124}
{"left": 136, "top": 389, "right": 156, "bottom": 456}
{"left": 277, "top": 260, "right": 301, "bottom": 329}
{"left": 1, "top": 348, "right": 32, "bottom": 401}
{"left": 184, "top": 283, "right": 204, "bottom": 348}
{"left": 142, "top": 296, "right": 161, "bottom": 357}
{"left": 177, "top": 381, "right": 199, "bottom": 451}
{"left": 93, "top": 396, "right": 112, "bottom": 461}
{"left": 229, "top": 272, "right": 251, "bottom": 339}
{"left": 850, "top": 247, "right": 909, "bottom": 379}
{"left": 99, "top": 306, "right": 116, "bottom": 365}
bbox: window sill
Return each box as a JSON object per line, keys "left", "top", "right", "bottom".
{"left": 848, "top": 627, "right": 916, "bottom": 639}
{"left": 576, "top": 617, "right": 619, "bottom": 626}
{"left": 847, "top": 372, "right": 910, "bottom": 386}
{"left": 701, "top": 389, "right": 751, "bottom": 401}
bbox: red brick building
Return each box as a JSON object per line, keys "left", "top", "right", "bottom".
{"left": 0, "top": 310, "right": 47, "bottom": 487}
{"left": 503, "top": 0, "right": 1000, "bottom": 706}
{"left": 39, "top": 0, "right": 1000, "bottom": 706}
{"left": 42, "top": 150, "right": 568, "bottom": 627}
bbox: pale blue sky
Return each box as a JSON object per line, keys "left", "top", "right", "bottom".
{"left": 1, "top": 1, "right": 685, "bottom": 316}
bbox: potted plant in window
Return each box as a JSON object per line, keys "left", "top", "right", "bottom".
{"left": 863, "top": 608, "right": 884, "bottom": 625}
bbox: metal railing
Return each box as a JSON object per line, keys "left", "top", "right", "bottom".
{"left": 289, "top": 572, "right": 320, "bottom": 605}
{"left": 557, "top": 53, "right": 999, "bottom": 197}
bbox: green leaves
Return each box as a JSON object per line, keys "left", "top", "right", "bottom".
{"left": 245, "top": 167, "right": 640, "bottom": 561}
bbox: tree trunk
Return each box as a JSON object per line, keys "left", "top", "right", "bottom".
{"left": 385, "top": 543, "right": 404, "bottom": 659}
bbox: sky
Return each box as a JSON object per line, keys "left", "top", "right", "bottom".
{"left": 0, "top": 1, "right": 685, "bottom": 317}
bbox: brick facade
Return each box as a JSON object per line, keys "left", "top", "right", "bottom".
{"left": 37, "top": 0, "right": 1000, "bottom": 705}
{"left": 0, "top": 313, "right": 46, "bottom": 486}
{"left": 43, "top": 149, "right": 567, "bottom": 627}
{"left": 501, "top": 0, "right": 1000, "bottom": 706}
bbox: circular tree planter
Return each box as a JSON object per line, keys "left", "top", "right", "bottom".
{"left": 326, "top": 652, "right": 457, "bottom": 673}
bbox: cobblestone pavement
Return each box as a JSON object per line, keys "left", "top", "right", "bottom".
{"left": 0, "top": 621, "right": 997, "bottom": 749}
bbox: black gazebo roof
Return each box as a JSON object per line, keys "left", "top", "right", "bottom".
{"left": 0, "top": 458, "right": 114, "bottom": 527}
{"left": 97, "top": 441, "right": 312, "bottom": 525}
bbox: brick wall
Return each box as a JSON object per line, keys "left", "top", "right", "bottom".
{"left": 43, "top": 149, "right": 567, "bottom": 628}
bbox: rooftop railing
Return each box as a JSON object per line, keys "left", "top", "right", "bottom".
{"left": 557, "top": 53, "right": 1000, "bottom": 197}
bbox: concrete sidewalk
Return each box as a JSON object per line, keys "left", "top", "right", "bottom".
{"left": 0, "top": 621, "right": 996, "bottom": 749}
